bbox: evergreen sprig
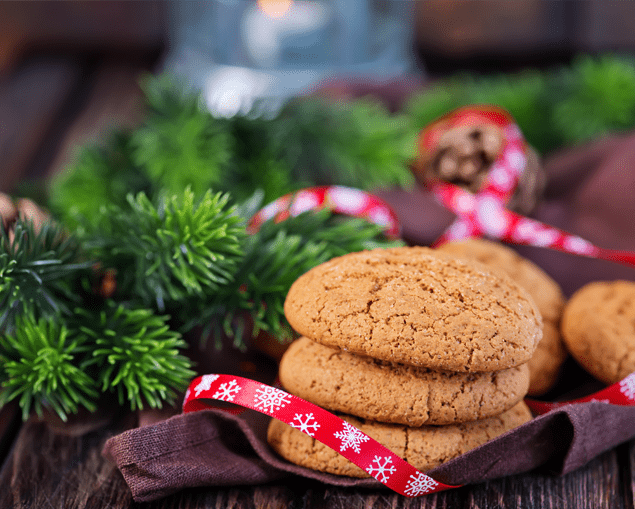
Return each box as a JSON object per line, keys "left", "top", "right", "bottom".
{"left": 0, "top": 219, "right": 92, "bottom": 331}
{"left": 0, "top": 314, "right": 98, "bottom": 421}
{"left": 131, "top": 75, "right": 233, "bottom": 197}
{"left": 74, "top": 302, "right": 195, "bottom": 410}
{"left": 87, "top": 188, "right": 245, "bottom": 312}
{"left": 271, "top": 97, "right": 417, "bottom": 190}
{"left": 552, "top": 54, "right": 635, "bottom": 144}
{"left": 48, "top": 132, "right": 152, "bottom": 231}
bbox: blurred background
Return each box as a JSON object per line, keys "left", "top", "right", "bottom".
{"left": 2, "top": 0, "right": 635, "bottom": 195}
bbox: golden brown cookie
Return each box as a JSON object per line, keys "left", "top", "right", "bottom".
{"left": 267, "top": 402, "right": 532, "bottom": 478}
{"left": 279, "top": 337, "right": 530, "bottom": 426}
{"left": 284, "top": 246, "right": 542, "bottom": 372}
{"left": 561, "top": 280, "right": 635, "bottom": 384}
{"left": 436, "top": 238, "right": 567, "bottom": 395}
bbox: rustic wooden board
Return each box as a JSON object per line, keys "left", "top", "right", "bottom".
{"left": 43, "top": 59, "right": 148, "bottom": 183}
{"left": 0, "top": 57, "right": 82, "bottom": 193}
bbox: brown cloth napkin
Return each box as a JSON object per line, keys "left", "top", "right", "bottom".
{"left": 103, "top": 133, "right": 635, "bottom": 502}
{"left": 103, "top": 402, "right": 635, "bottom": 502}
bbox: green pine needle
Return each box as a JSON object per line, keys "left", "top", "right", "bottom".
{"left": 0, "top": 314, "right": 98, "bottom": 421}
{"left": 74, "top": 302, "right": 195, "bottom": 411}
{"left": 131, "top": 74, "right": 233, "bottom": 197}
{"left": 273, "top": 97, "right": 417, "bottom": 190}
{"left": 0, "top": 219, "right": 93, "bottom": 331}
{"left": 87, "top": 188, "right": 246, "bottom": 311}
{"left": 48, "top": 132, "right": 152, "bottom": 232}
{"left": 552, "top": 54, "right": 635, "bottom": 144}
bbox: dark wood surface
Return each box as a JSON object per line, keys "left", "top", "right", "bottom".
{"left": 1, "top": 42, "right": 635, "bottom": 509}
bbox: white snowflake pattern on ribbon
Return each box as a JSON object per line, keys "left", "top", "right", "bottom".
{"left": 404, "top": 472, "right": 439, "bottom": 497}
{"left": 368, "top": 207, "right": 391, "bottom": 228}
{"left": 619, "top": 373, "right": 635, "bottom": 400}
{"left": 366, "top": 456, "right": 397, "bottom": 483}
{"left": 505, "top": 148, "right": 526, "bottom": 173}
{"left": 328, "top": 186, "right": 369, "bottom": 215}
{"left": 563, "top": 235, "right": 596, "bottom": 256}
{"left": 194, "top": 374, "right": 221, "bottom": 396}
{"left": 290, "top": 191, "right": 321, "bottom": 216}
{"left": 334, "top": 421, "right": 370, "bottom": 454}
{"left": 213, "top": 379, "right": 241, "bottom": 402}
{"left": 487, "top": 165, "right": 514, "bottom": 192}
{"left": 476, "top": 195, "right": 509, "bottom": 237}
{"left": 446, "top": 219, "right": 473, "bottom": 241}
{"left": 253, "top": 385, "right": 291, "bottom": 414}
{"left": 290, "top": 413, "right": 320, "bottom": 437}
{"left": 512, "top": 218, "right": 557, "bottom": 246}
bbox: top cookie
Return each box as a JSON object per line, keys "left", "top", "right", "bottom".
{"left": 284, "top": 246, "right": 542, "bottom": 372}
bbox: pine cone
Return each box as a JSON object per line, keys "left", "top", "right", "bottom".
{"left": 414, "top": 124, "right": 545, "bottom": 215}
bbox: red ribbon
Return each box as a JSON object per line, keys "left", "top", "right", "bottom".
{"left": 422, "top": 105, "right": 635, "bottom": 270}
{"left": 183, "top": 374, "right": 460, "bottom": 496}
{"left": 247, "top": 185, "right": 401, "bottom": 239}
{"left": 526, "top": 372, "right": 635, "bottom": 414}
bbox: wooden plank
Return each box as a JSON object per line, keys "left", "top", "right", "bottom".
{"left": 0, "top": 402, "right": 21, "bottom": 466}
{"left": 0, "top": 56, "right": 82, "bottom": 193}
{"left": 43, "top": 59, "right": 147, "bottom": 184}
{"left": 0, "top": 410, "right": 135, "bottom": 508}
{"left": 630, "top": 440, "right": 635, "bottom": 509}
{"left": 465, "top": 446, "right": 629, "bottom": 509}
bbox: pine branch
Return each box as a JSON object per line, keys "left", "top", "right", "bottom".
{"left": 86, "top": 188, "right": 246, "bottom": 312}
{"left": 0, "top": 219, "right": 93, "bottom": 331}
{"left": 552, "top": 54, "right": 635, "bottom": 144}
{"left": 73, "top": 302, "right": 195, "bottom": 411}
{"left": 48, "top": 132, "right": 152, "bottom": 231}
{"left": 131, "top": 74, "right": 233, "bottom": 197}
{"left": 272, "top": 97, "right": 417, "bottom": 190}
{"left": 0, "top": 314, "right": 98, "bottom": 421}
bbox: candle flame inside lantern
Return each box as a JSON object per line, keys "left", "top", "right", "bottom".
{"left": 257, "top": 0, "right": 293, "bottom": 18}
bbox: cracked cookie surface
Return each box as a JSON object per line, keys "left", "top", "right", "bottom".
{"left": 562, "top": 280, "right": 635, "bottom": 384}
{"left": 267, "top": 402, "right": 532, "bottom": 478}
{"left": 279, "top": 337, "right": 530, "bottom": 426}
{"left": 437, "top": 238, "right": 567, "bottom": 395}
{"left": 284, "top": 246, "right": 542, "bottom": 372}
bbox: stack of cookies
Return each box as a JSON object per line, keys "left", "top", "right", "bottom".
{"left": 437, "top": 238, "right": 567, "bottom": 396}
{"left": 267, "top": 246, "right": 539, "bottom": 477}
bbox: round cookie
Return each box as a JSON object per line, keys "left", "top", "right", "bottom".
{"left": 561, "top": 280, "right": 635, "bottom": 384}
{"left": 437, "top": 238, "right": 567, "bottom": 395}
{"left": 267, "top": 402, "right": 532, "bottom": 478}
{"left": 284, "top": 246, "right": 542, "bottom": 372}
{"left": 279, "top": 336, "right": 530, "bottom": 426}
